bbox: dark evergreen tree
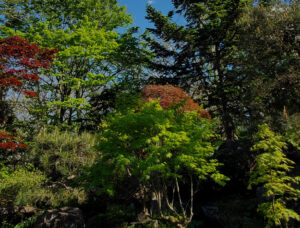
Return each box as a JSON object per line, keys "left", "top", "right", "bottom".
{"left": 145, "top": 0, "right": 299, "bottom": 139}
{"left": 145, "top": 0, "right": 248, "bottom": 140}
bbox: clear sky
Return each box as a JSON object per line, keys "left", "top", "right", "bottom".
{"left": 119, "top": 0, "right": 174, "bottom": 33}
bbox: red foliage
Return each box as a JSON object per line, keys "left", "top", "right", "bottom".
{"left": 141, "top": 85, "right": 211, "bottom": 119}
{"left": 0, "top": 36, "right": 56, "bottom": 151}
{"left": 0, "top": 131, "right": 28, "bottom": 151}
{"left": 0, "top": 77, "right": 22, "bottom": 87}
{"left": 0, "top": 35, "right": 57, "bottom": 97}
{"left": 0, "top": 141, "right": 18, "bottom": 150}
{"left": 23, "top": 90, "right": 38, "bottom": 97}
{"left": 0, "top": 131, "right": 15, "bottom": 140}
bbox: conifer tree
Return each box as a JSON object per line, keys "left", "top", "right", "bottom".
{"left": 145, "top": 0, "right": 248, "bottom": 140}
{"left": 145, "top": 0, "right": 300, "bottom": 139}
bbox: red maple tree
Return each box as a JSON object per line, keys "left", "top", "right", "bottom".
{"left": 0, "top": 36, "right": 57, "bottom": 151}
{"left": 0, "top": 35, "right": 57, "bottom": 99}
{"left": 141, "top": 85, "right": 211, "bottom": 119}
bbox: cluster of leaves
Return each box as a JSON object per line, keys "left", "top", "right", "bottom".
{"left": 30, "top": 127, "right": 97, "bottom": 179}
{"left": 0, "top": 127, "right": 96, "bottom": 212}
{"left": 0, "top": 131, "right": 27, "bottom": 152}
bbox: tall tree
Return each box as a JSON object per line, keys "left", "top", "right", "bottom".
{"left": 145, "top": 0, "right": 248, "bottom": 140}
{"left": 145, "top": 0, "right": 299, "bottom": 139}
{"left": 0, "top": 0, "right": 149, "bottom": 127}
{"left": 236, "top": 1, "right": 300, "bottom": 131}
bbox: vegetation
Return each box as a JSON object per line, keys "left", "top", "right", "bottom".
{"left": 0, "top": 0, "right": 299, "bottom": 227}
{"left": 249, "top": 124, "right": 300, "bottom": 227}
{"left": 87, "top": 92, "right": 227, "bottom": 227}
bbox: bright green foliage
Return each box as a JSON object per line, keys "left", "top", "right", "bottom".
{"left": 0, "top": 166, "right": 48, "bottom": 206}
{"left": 249, "top": 124, "right": 300, "bottom": 227}
{"left": 29, "top": 127, "right": 97, "bottom": 207}
{"left": 2, "top": 17, "right": 122, "bottom": 123}
{"left": 0, "top": 164, "right": 87, "bottom": 208}
{"left": 33, "top": 0, "right": 131, "bottom": 29}
{"left": 96, "top": 100, "right": 226, "bottom": 192}
{"left": 0, "top": 0, "right": 147, "bottom": 125}
{"left": 0, "top": 0, "right": 131, "bottom": 30}
{"left": 89, "top": 99, "right": 228, "bottom": 226}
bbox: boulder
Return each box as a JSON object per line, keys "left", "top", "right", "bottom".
{"left": 34, "top": 207, "right": 84, "bottom": 228}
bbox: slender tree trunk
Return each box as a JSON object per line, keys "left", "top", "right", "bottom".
{"left": 214, "top": 43, "right": 236, "bottom": 141}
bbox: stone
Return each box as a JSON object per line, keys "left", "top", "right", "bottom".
{"left": 20, "top": 206, "right": 36, "bottom": 215}
{"left": 201, "top": 205, "right": 219, "bottom": 219}
{"left": 34, "top": 207, "right": 84, "bottom": 228}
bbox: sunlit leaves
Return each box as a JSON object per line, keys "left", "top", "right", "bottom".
{"left": 249, "top": 124, "right": 300, "bottom": 227}
{"left": 94, "top": 96, "right": 227, "bottom": 195}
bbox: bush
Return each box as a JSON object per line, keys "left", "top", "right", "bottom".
{"left": 88, "top": 98, "right": 227, "bottom": 227}
{"left": 0, "top": 166, "right": 48, "bottom": 206}
{"left": 24, "top": 127, "right": 98, "bottom": 207}
{"left": 30, "top": 127, "right": 97, "bottom": 180}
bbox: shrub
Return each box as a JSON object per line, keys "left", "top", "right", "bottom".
{"left": 88, "top": 98, "right": 227, "bottom": 227}
{"left": 0, "top": 166, "right": 48, "bottom": 206}
{"left": 30, "top": 127, "right": 97, "bottom": 180}
{"left": 27, "top": 127, "right": 97, "bottom": 207}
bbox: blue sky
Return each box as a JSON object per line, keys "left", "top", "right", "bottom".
{"left": 119, "top": 0, "right": 174, "bottom": 32}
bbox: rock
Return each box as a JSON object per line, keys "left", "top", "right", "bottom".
{"left": 201, "top": 206, "right": 219, "bottom": 219}
{"left": 34, "top": 207, "right": 84, "bottom": 228}
{"left": 137, "top": 211, "right": 151, "bottom": 223}
{"left": 20, "top": 206, "right": 36, "bottom": 215}
{"left": 0, "top": 206, "right": 19, "bottom": 216}
{"left": 0, "top": 206, "right": 37, "bottom": 225}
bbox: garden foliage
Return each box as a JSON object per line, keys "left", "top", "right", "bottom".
{"left": 88, "top": 91, "right": 228, "bottom": 227}
{"left": 0, "top": 0, "right": 298, "bottom": 227}
{"left": 249, "top": 124, "right": 300, "bottom": 227}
